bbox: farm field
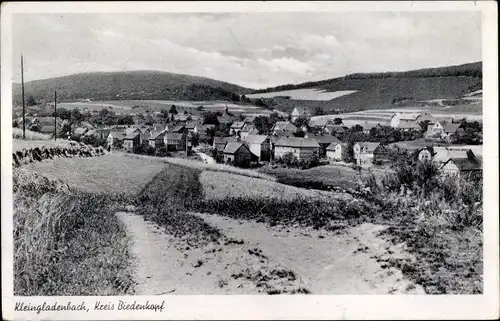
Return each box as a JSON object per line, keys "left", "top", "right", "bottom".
{"left": 259, "top": 165, "right": 361, "bottom": 191}
{"left": 247, "top": 88, "right": 358, "bottom": 101}
{"left": 57, "top": 99, "right": 271, "bottom": 116}
{"left": 22, "top": 153, "right": 167, "bottom": 195}
{"left": 313, "top": 103, "right": 482, "bottom": 126}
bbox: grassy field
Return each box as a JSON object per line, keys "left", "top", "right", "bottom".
{"left": 12, "top": 128, "right": 51, "bottom": 141}
{"left": 22, "top": 153, "right": 167, "bottom": 195}
{"left": 13, "top": 139, "right": 74, "bottom": 152}
{"left": 13, "top": 168, "right": 134, "bottom": 295}
{"left": 259, "top": 165, "right": 361, "bottom": 191}
{"left": 199, "top": 170, "right": 339, "bottom": 201}
{"left": 247, "top": 88, "right": 357, "bottom": 101}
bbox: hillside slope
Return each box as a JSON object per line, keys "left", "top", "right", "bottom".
{"left": 252, "top": 62, "right": 482, "bottom": 113}
{"left": 12, "top": 70, "right": 252, "bottom": 104}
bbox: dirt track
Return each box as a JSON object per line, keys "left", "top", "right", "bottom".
{"left": 117, "top": 210, "right": 425, "bottom": 295}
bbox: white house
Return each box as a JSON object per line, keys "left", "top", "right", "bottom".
{"left": 291, "top": 106, "right": 311, "bottom": 122}
{"left": 440, "top": 157, "right": 482, "bottom": 179}
{"left": 243, "top": 134, "right": 271, "bottom": 161}
{"left": 426, "top": 120, "right": 460, "bottom": 140}
{"left": 389, "top": 112, "right": 420, "bottom": 128}
{"left": 326, "top": 142, "right": 347, "bottom": 161}
{"left": 353, "top": 142, "right": 380, "bottom": 165}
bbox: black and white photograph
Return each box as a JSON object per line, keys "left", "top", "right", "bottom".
{"left": 2, "top": 1, "right": 498, "bottom": 320}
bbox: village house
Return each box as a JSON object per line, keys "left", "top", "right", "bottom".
{"left": 239, "top": 123, "right": 257, "bottom": 140}
{"left": 324, "top": 124, "right": 348, "bottom": 137}
{"left": 243, "top": 134, "right": 271, "bottom": 162}
{"left": 415, "top": 112, "right": 436, "bottom": 125}
{"left": 440, "top": 153, "right": 482, "bottom": 179}
{"left": 230, "top": 121, "right": 246, "bottom": 136}
{"left": 152, "top": 123, "right": 169, "bottom": 133}
{"left": 274, "top": 137, "right": 320, "bottom": 161}
{"left": 426, "top": 120, "right": 461, "bottom": 140}
{"left": 148, "top": 131, "right": 165, "bottom": 149}
{"left": 164, "top": 133, "right": 185, "bottom": 151}
{"left": 307, "top": 134, "right": 340, "bottom": 158}
{"left": 223, "top": 142, "right": 253, "bottom": 168}
{"left": 326, "top": 142, "right": 348, "bottom": 162}
{"left": 291, "top": 106, "right": 311, "bottom": 122}
{"left": 353, "top": 142, "right": 381, "bottom": 165}
{"left": 271, "top": 121, "right": 298, "bottom": 134}
{"left": 185, "top": 122, "right": 198, "bottom": 134}
{"left": 123, "top": 132, "right": 140, "bottom": 151}
{"left": 171, "top": 125, "right": 188, "bottom": 134}
{"left": 107, "top": 131, "right": 125, "bottom": 148}
{"left": 213, "top": 136, "right": 237, "bottom": 152}
{"left": 417, "top": 147, "right": 435, "bottom": 162}
{"left": 389, "top": 113, "right": 420, "bottom": 128}
{"left": 398, "top": 119, "right": 422, "bottom": 132}
{"left": 432, "top": 147, "right": 474, "bottom": 165}
{"left": 243, "top": 115, "right": 256, "bottom": 124}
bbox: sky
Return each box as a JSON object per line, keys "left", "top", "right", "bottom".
{"left": 12, "top": 12, "right": 481, "bottom": 89}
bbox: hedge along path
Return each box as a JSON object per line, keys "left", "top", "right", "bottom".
{"left": 12, "top": 140, "right": 106, "bottom": 168}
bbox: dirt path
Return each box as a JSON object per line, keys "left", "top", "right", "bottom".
{"left": 196, "top": 152, "right": 216, "bottom": 164}
{"left": 195, "top": 213, "right": 425, "bottom": 294}
{"left": 117, "top": 210, "right": 424, "bottom": 295}
{"left": 117, "top": 211, "right": 309, "bottom": 295}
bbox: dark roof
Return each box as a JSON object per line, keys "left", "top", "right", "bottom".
{"left": 149, "top": 130, "right": 164, "bottom": 140}
{"left": 185, "top": 122, "right": 197, "bottom": 129}
{"left": 224, "top": 142, "right": 248, "bottom": 154}
{"left": 447, "top": 157, "right": 482, "bottom": 171}
{"left": 124, "top": 132, "right": 140, "bottom": 140}
{"left": 275, "top": 137, "right": 320, "bottom": 148}
{"left": 108, "top": 131, "right": 125, "bottom": 139}
{"left": 273, "top": 121, "right": 297, "bottom": 132}
{"left": 292, "top": 106, "right": 311, "bottom": 115}
{"left": 310, "top": 135, "right": 340, "bottom": 145}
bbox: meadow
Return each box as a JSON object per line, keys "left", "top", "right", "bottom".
{"left": 22, "top": 153, "right": 167, "bottom": 195}
{"left": 247, "top": 88, "right": 358, "bottom": 101}
{"left": 259, "top": 165, "right": 361, "bottom": 191}
{"left": 57, "top": 99, "right": 270, "bottom": 116}
{"left": 12, "top": 128, "right": 51, "bottom": 141}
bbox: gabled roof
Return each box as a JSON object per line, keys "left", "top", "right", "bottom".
{"left": 273, "top": 121, "right": 297, "bottom": 132}
{"left": 355, "top": 142, "right": 380, "bottom": 153}
{"left": 444, "top": 157, "right": 482, "bottom": 171}
{"left": 275, "top": 137, "right": 320, "bottom": 148}
{"left": 124, "top": 132, "right": 140, "bottom": 140}
{"left": 108, "top": 131, "right": 125, "bottom": 139}
{"left": 244, "top": 134, "right": 269, "bottom": 144}
{"left": 217, "top": 116, "right": 234, "bottom": 124}
{"left": 326, "top": 142, "right": 347, "bottom": 150}
{"left": 124, "top": 127, "right": 140, "bottom": 135}
{"left": 241, "top": 123, "right": 255, "bottom": 132}
{"left": 247, "top": 128, "right": 260, "bottom": 135}
{"left": 223, "top": 142, "right": 248, "bottom": 154}
{"left": 149, "top": 130, "right": 164, "bottom": 140}
{"left": 433, "top": 147, "right": 471, "bottom": 162}
{"left": 310, "top": 134, "right": 340, "bottom": 145}
{"left": 398, "top": 119, "right": 421, "bottom": 129}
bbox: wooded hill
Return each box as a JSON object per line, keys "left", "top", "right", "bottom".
{"left": 12, "top": 70, "right": 252, "bottom": 105}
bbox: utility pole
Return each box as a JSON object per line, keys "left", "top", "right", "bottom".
{"left": 21, "top": 55, "right": 26, "bottom": 140}
{"left": 54, "top": 90, "right": 57, "bottom": 140}
{"left": 185, "top": 132, "right": 188, "bottom": 158}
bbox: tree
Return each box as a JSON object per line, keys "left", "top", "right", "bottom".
{"left": 197, "top": 106, "right": 205, "bottom": 111}
{"left": 203, "top": 112, "right": 220, "bottom": 126}
{"left": 27, "top": 95, "right": 37, "bottom": 106}
{"left": 333, "top": 117, "right": 343, "bottom": 125}
{"left": 55, "top": 107, "right": 71, "bottom": 120}
{"left": 292, "top": 117, "right": 309, "bottom": 130}
{"left": 253, "top": 116, "right": 271, "bottom": 135}
{"left": 159, "top": 110, "right": 169, "bottom": 120}
{"left": 169, "top": 105, "right": 178, "bottom": 115}
{"left": 117, "top": 115, "right": 135, "bottom": 125}
{"left": 190, "top": 133, "right": 200, "bottom": 147}
{"left": 313, "top": 106, "right": 325, "bottom": 116}
{"left": 71, "top": 109, "right": 85, "bottom": 122}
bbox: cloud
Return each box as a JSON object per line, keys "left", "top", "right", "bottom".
{"left": 11, "top": 12, "right": 482, "bottom": 89}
